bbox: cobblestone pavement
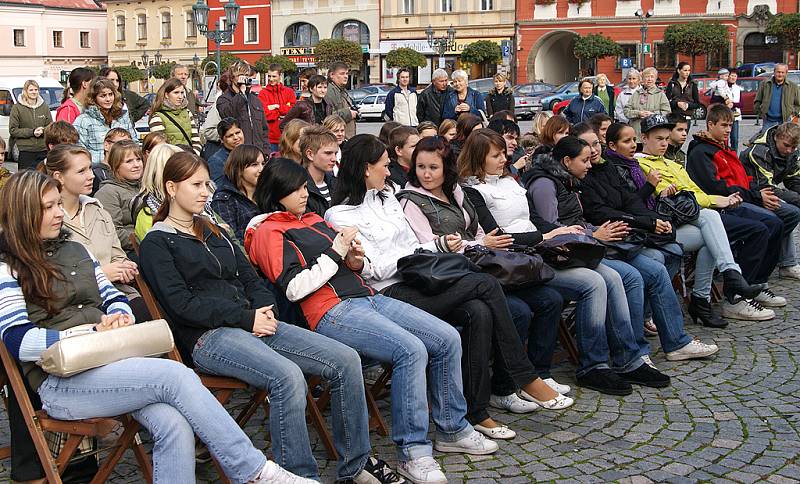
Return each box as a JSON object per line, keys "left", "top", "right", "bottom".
{"left": 1, "top": 120, "right": 797, "bottom": 483}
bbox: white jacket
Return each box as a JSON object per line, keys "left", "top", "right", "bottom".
{"left": 615, "top": 86, "right": 636, "bottom": 123}
{"left": 392, "top": 88, "right": 419, "bottom": 126}
{"left": 324, "top": 189, "right": 436, "bottom": 291}
{"left": 463, "top": 175, "right": 538, "bottom": 233}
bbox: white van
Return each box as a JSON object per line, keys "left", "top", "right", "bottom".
{"left": 0, "top": 76, "right": 63, "bottom": 159}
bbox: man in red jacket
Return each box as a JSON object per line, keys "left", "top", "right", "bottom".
{"left": 258, "top": 63, "right": 297, "bottom": 153}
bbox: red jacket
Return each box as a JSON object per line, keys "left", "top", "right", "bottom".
{"left": 258, "top": 83, "right": 297, "bottom": 144}
{"left": 686, "top": 131, "right": 763, "bottom": 204}
{"left": 55, "top": 99, "right": 82, "bottom": 124}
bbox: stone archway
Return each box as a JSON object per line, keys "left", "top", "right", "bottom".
{"left": 527, "top": 30, "right": 579, "bottom": 85}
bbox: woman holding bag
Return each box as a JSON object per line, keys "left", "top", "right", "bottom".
{"left": 0, "top": 170, "right": 313, "bottom": 484}
{"left": 148, "top": 78, "right": 202, "bottom": 155}
{"left": 326, "top": 134, "right": 572, "bottom": 442}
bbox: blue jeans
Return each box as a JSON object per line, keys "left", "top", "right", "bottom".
{"left": 608, "top": 254, "right": 692, "bottom": 354}
{"left": 192, "top": 324, "right": 370, "bottom": 480}
{"left": 506, "top": 286, "right": 564, "bottom": 380}
{"left": 640, "top": 243, "right": 683, "bottom": 279}
{"left": 38, "top": 358, "right": 266, "bottom": 484}
{"left": 676, "top": 208, "right": 740, "bottom": 299}
{"left": 315, "top": 295, "right": 472, "bottom": 462}
{"left": 743, "top": 200, "right": 800, "bottom": 268}
{"left": 545, "top": 266, "right": 644, "bottom": 376}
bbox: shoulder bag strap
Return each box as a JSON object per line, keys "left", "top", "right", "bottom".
{"left": 159, "top": 111, "right": 193, "bottom": 146}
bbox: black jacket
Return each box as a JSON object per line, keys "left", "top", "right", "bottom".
{"left": 665, "top": 78, "right": 701, "bottom": 118}
{"left": 388, "top": 160, "right": 409, "bottom": 188}
{"left": 210, "top": 176, "right": 260, "bottom": 243}
{"left": 522, "top": 155, "right": 584, "bottom": 227}
{"left": 581, "top": 157, "right": 661, "bottom": 232}
{"left": 217, "top": 88, "right": 269, "bottom": 152}
{"left": 741, "top": 126, "right": 800, "bottom": 207}
{"left": 486, "top": 88, "right": 514, "bottom": 117}
{"left": 605, "top": 150, "right": 657, "bottom": 204}
{"left": 139, "top": 223, "right": 276, "bottom": 363}
{"left": 416, "top": 84, "right": 452, "bottom": 126}
{"left": 306, "top": 170, "right": 337, "bottom": 217}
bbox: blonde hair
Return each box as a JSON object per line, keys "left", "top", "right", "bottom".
{"left": 642, "top": 67, "right": 659, "bottom": 78}
{"left": 532, "top": 111, "right": 552, "bottom": 137}
{"left": 140, "top": 143, "right": 182, "bottom": 202}
{"left": 595, "top": 73, "right": 609, "bottom": 86}
{"left": 22, "top": 79, "right": 39, "bottom": 97}
{"left": 322, "top": 114, "right": 346, "bottom": 132}
{"left": 493, "top": 73, "right": 507, "bottom": 83}
{"left": 279, "top": 119, "right": 310, "bottom": 162}
{"left": 107, "top": 140, "right": 143, "bottom": 180}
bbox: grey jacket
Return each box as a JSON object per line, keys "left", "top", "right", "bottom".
{"left": 325, "top": 82, "right": 356, "bottom": 138}
{"left": 94, "top": 177, "right": 140, "bottom": 252}
{"left": 623, "top": 85, "right": 671, "bottom": 137}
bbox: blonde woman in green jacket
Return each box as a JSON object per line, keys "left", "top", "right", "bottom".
{"left": 148, "top": 78, "right": 202, "bottom": 155}
{"left": 10, "top": 80, "right": 53, "bottom": 170}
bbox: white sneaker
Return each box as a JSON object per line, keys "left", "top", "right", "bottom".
{"left": 642, "top": 355, "right": 658, "bottom": 369}
{"left": 434, "top": 429, "right": 498, "bottom": 455}
{"left": 250, "top": 460, "right": 318, "bottom": 483}
{"left": 753, "top": 288, "right": 787, "bottom": 307}
{"left": 489, "top": 393, "right": 539, "bottom": 413}
{"left": 397, "top": 456, "right": 447, "bottom": 484}
{"left": 474, "top": 423, "right": 516, "bottom": 440}
{"left": 665, "top": 340, "right": 720, "bottom": 361}
{"left": 779, "top": 265, "right": 800, "bottom": 280}
{"left": 722, "top": 299, "right": 775, "bottom": 321}
{"left": 543, "top": 378, "right": 571, "bottom": 394}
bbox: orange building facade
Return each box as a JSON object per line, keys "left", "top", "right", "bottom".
{"left": 515, "top": 0, "right": 797, "bottom": 85}
{"left": 206, "top": 0, "right": 271, "bottom": 64}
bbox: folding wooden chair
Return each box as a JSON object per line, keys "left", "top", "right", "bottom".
{"left": 0, "top": 341, "right": 153, "bottom": 483}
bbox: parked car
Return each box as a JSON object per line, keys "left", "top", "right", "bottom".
{"left": 468, "top": 77, "right": 510, "bottom": 95}
{"left": 535, "top": 81, "right": 581, "bottom": 112}
{"left": 349, "top": 85, "right": 391, "bottom": 104}
{"left": 695, "top": 76, "right": 762, "bottom": 119}
{"left": 357, "top": 94, "right": 387, "bottom": 121}
{"left": 133, "top": 92, "right": 157, "bottom": 141}
{"left": 512, "top": 82, "right": 556, "bottom": 119}
{"left": 738, "top": 63, "right": 775, "bottom": 78}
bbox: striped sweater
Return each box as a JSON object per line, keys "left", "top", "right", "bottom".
{"left": 0, "top": 240, "right": 132, "bottom": 364}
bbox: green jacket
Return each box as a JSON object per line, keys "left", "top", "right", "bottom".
{"left": 754, "top": 77, "right": 800, "bottom": 122}
{"left": 9, "top": 95, "right": 52, "bottom": 152}
{"left": 148, "top": 101, "right": 201, "bottom": 154}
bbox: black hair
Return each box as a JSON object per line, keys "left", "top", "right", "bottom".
{"left": 605, "top": 122, "right": 633, "bottom": 146}
{"left": 217, "top": 117, "right": 240, "bottom": 139}
{"left": 62, "top": 67, "right": 96, "bottom": 103}
{"left": 487, "top": 119, "right": 520, "bottom": 137}
{"left": 253, "top": 157, "right": 310, "bottom": 213}
{"left": 331, "top": 134, "right": 389, "bottom": 206}
{"left": 672, "top": 61, "right": 691, "bottom": 80}
{"left": 489, "top": 110, "right": 516, "bottom": 123}
{"left": 553, "top": 136, "right": 590, "bottom": 162}
{"left": 569, "top": 122, "right": 593, "bottom": 138}
{"left": 667, "top": 112, "right": 689, "bottom": 126}
{"left": 307, "top": 74, "right": 327, "bottom": 89}
{"left": 406, "top": 136, "right": 460, "bottom": 200}
{"left": 588, "top": 113, "right": 613, "bottom": 132}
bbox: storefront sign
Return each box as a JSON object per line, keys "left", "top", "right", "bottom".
{"left": 287, "top": 55, "right": 316, "bottom": 64}
{"left": 281, "top": 46, "right": 315, "bottom": 56}
{"left": 378, "top": 37, "right": 508, "bottom": 55}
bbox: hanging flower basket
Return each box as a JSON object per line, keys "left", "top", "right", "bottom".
{"left": 534, "top": 0, "right": 556, "bottom": 5}
{"left": 568, "top": 0, "right": 587, "bottom": 4}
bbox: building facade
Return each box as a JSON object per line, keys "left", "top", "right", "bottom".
{"left": 380, "top": 0, "right": 515, "bottom": 84}
{"left": 516, "top": 0, "right": 797, "bottom": 85}
{"left": 271, "top": 0, "right": 380, "bottom": 87}
{"left": 106, "top": 0, "right": 206, "bottom": 91}
{"left": 0, "top": 0, "right": 107, "bottom": 80}
{"left": 206, "top": 0, "right": 271, "bottom": 65}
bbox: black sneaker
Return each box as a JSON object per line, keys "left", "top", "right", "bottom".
{"left": 576, "top": 368, "right": 633, "bottom": 396}
{"left": 349, "top": 457, "right": 406, "bottom": 484}
{"left": 618, "top": 362, "right": 671, "bottom": 388}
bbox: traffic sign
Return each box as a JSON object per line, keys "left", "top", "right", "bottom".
{"left": 620, "top": 57, "right": 633, "bottom": 69}
{"left": 642, "top": 43, "right": 651, "bottom": 54}
{"left": 149, "top": 76, "right": 156, "bottom": 87}
{"left": 501, "top": 40, "right": 512, "bottom": 59}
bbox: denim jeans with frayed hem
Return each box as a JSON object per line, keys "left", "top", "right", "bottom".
{"left": 38, "top": 358, "right": 266, "bottom": 484}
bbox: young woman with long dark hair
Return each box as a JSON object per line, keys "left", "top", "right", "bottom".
{"left": 211, "top": 144, "right": 265, "bottom": 242}
{"left": 56, "top": 67, "right": 96, "bottom": 123}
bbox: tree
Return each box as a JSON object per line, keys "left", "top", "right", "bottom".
{"left": 151, "top": 61, "right": 176, "bottom": 80}
{"left": 314, "top": 39, "right": 363, "bottom": 71}
{"left": 113, "top": 65, "right": 146, "bottom": 83}
{"left": 766, "top": 13, "right": 800, "bottom": 56}
{"left": 201, "top": 52, "right": 244, "bottom": 74}
{"left": 663, "top": 21, "right": 729, "bottom": 70}
{"left": 573, "top": 34, "right": 622, "bottom": 74}
{"left": 385, "top": 47, "right": 427, "bottom": 69}
{"left": 460, "top": 40, "right": 502, "bottom": 66}
{"left": 254, "top": 55, "right": 298, "bottom": 74}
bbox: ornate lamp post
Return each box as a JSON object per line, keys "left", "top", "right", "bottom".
{"left": 635, "top": 9, "right": 653, "bottom": 70}
{"left": 192, "top": 0, "right": 240, "bottom": 78}
{"left": 141, "top": 50, "right": 150, "bottom": 92}
{"left": 425, "top": 25, "right": 456, "bottom": 69}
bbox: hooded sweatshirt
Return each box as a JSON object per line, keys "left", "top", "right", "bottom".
{"left": 686, "top": 131, "right": 762, "bottom": 205}
{"left": 740, "top": 126, "right": 800, "bottom": 207}
{"left": 259, "top": 82, "right": 297, "bottom": 144}
{"left": 9, "top": 94, "right": 51, "bottom": 152}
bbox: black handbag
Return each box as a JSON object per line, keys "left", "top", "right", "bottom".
{"left": 396, "top": 249, "right": 479, "bottom": 294}
{"left": 656, "top": 190, "right": 700, "bottom": 226}
{"left": 600, "top": 229, "right": 648, "bottom": 261}
{"left": 463, "top": 245, "right": 555, "bottom": 290}
{"left": 536, "top": 233, "right": 607, "bottom": 269}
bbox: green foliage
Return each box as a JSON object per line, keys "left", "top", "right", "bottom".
{"left": 766, "top": 13, "right": 800, "bottom": 52}
{"left": 314, "top": 39, "right": 363, "bottom": 70}
{"left": 573, "top": 34, "right": 623, "bottom": 61}
{"left": 201, "top": 52, "right": 244, "bottom": 74}
{"left": 113, "top": 65, "right": 146, "bottom": 83}
{"left": 386, "top": 48, "right": 427, "bottom": 69}
{"left": 460, "top": 40, "right": 502, "bottom": 65}
{"left": 150, "top": 61, "right": 176, "bottom": 80}
{"left": 663, "top": 21, "right": 729, "bottom": 59}
{"left": 254, "top": 55, "right": 298, "bottom": 74}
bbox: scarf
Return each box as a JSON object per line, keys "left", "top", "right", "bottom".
{"left": 609, "top": 149, "right": 654, "bottom": 209}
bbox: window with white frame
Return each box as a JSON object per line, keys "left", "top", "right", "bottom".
{"left": 13, "top": 29, "right": 24, "bottom": 47}
{"left": 402, "top": 0, "right": 414, "bottom": 14}
{"left": 53, "top": 30, "right": 63, "bottom": 48}
{"left": 79, "top": 31, "right": 90, "bottom": 48}
{"left": 137, "top": 14, "right": 147, "bottom": 40}
{"left": 480, "top": 0, "right": 493, "bottom": 10}
{"left": 185, "top": 12, "right": 196, "bottom": 38}
{"left": 161, "top": 12, "right": 171, "bottom": 39}
{"left": 115, "top": 16, "right": 125, "bottom": 42}
{"left": 441, "top": 0, "right": 452, "bottom": 12}
{"left": 245, "top": 16, "right": 258, "bottom": 43}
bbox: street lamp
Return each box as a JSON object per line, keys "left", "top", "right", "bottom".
{"left": 635, "top": 9, "right": 653, "bottom": 70}
{"left": 192, "top": 0, "right": 240, "bottom": 79}
{"left": 141, "top": 50, "right": 150, "bottom": 92}
{"left": 426, "top": 25, "right": 456, "bottom": 70}
{"left": 154, "top": 50, "right": 162, "bottom": 65}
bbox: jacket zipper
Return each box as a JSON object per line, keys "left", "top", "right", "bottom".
{"left": 178, "top": 231, "right": 223, "bottom": 278}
